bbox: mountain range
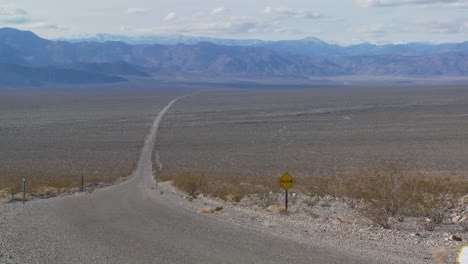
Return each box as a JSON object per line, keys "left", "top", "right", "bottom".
{"left": 1, "top": 27, "right": 468, "bottom": 86}
{"left": 65, "top": 34, "right": 468, "bottom": 57}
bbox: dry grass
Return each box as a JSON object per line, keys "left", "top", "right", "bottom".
{"left": 303, "top": 197, "right": 320, "bottom": 207}
{"left": 0, "top": 189, "right": 12, "bottom": 201}
{"left": 160, "top": 159, "right": 468, "bottom": 229}
{"left": 298, "top": 160, "right": 468, "bottom": 228}
{"left": 257, "top": 192, "right": 277, "bottom": 208}
{"left": 161, "top": 171, "right": 279, "bottom": 202}
{"left": 0, "top": 167, "right": 133, "bottom": 199}
{"left": 431, "top": 247, "right": 449, "bottom": 263}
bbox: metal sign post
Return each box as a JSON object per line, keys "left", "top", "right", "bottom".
{"left": 81, "top": 175, "right": 84, "bottom": 192}
{"left": 277, "top": 172, "right": 296, "bottom": 211}
{"left": 22, "top": 178, "right": 27, "bottom": 204}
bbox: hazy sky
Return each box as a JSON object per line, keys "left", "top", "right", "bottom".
{"left": 1, "top": 0, "right": 468, "bottom": 44}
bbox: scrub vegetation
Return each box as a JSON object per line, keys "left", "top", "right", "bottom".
{"left": 159, "top": 159, "right": 468, "bottom": 229}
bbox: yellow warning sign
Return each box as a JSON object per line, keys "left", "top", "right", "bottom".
{"left": 277, "top": 172, "right": 296, "bottom": 191}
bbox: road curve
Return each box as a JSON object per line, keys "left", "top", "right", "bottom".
{"left": 4, "top": 92, "right": 405, "bottom": 264}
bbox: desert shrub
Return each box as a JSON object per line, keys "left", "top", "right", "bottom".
{"left": 347, "top": 161, "right": 452, "bottom": 228}
{"left": 159, "top": 159, "right": 467, "bottom": 229}
{"left": 460, "top": 220, "right": 468, "bottom": 232}
{"left": 205, "top": 182, "right": 251, "bottom": 202}
{"left": 432, "top": 248, "right": 448, "bottom": 263}
{"left": 415, "top": 194, "right": 455, "bottom": 226}
{"left": 257, "top": 192, "right": 276, "bottom": 208}
{"left": 173, "top": 172, "right": 206, "bottom": 197}
{"left": 162, "top": 172, "right": 278, "bottom": 203}
{"left": 345, "top": 160, "right": 418, "bottom": 217}
{"left": 305, "top": 174, "right": 343, "bottom": 197}
{"left": 303, "top": 196, "right": 320, "bottom": 207}
{"left": 309, "top": 159, "right": 468, "bottom": 228}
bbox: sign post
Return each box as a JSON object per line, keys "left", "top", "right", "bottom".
{"left": 277, "top": 172, "right": 296, "bottom": 211}
{"left": 81, "top": 175, "right": 84, "bottom": 192}
{"left": 22, "top": 178, "right": 27, "bottom": 204}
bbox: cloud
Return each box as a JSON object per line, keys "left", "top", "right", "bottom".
{"left": 351, "top": 23, "right": 399, "bottom": 36}
{"left": 163, "top": 12, "right": 177, "bottom": 21}
{"left": 350, "top": 19, "right": 468, "bottom": 43}
{"left": 119, "top": 6, "right": 322, "bottom": 38}
{"left": 211, "top": 7, "right": 229, "bottom": 15}
{"left": 263, "top": 7, "right": 322, "bottom": 19}
{"left": 0, "top": 6, "right": 28, "bottom": 16}
{"left": 126, "top": 7, "right": 152, "bottom": 15}
{"left": 439, "top": 1, "right": 468, "bottom": 7}
{"left": 0, "top": 4, "right": 66, "bottom": 34}
{"left": 356, "top": 0, "right": 462, "bottom": 7}
{"left": 22, "top": 22, "right": 63, "bottom": 30}
{"left": 0, "top": 5, "right": 31, "bottom": 24}
{"left": 413, "top": 19, "right": 468, "bottom": 33}
{"left": 154, "top": 13, "right": 306, "bottom": 37}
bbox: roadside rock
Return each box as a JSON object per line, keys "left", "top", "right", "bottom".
{"left": 197, "top": 207, "right": 215, "bottom": 214}
{"left": 446, "top": 234, "right": 462, "bottom": 242}
{"left": 266, "top": 205, "right": 287, "bottom": 215}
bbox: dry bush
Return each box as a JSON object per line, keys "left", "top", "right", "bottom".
{"left": 201, "top": 176, "right": 255, "bottom": 202}
{"left": 0, "top": 188, "right": 12, "bottom": 201}
{"left": 257, "top": 192, "right": 277, "bottom": 208}
{"left": 158, "top": 159, "right": 467, "bottom": 228}
{"left": 173, "top": 172, "right": 206, "bottom": 197}
{"left": 0, "top": 163, "right": 134, "bottom": 198}
{"left": 304, "top": 159, "right": 468, "bottom": 228}
{"left": 461, "top": 220, "right": 468, "bottom": 232}
{"left": 160, "top": 172, "right": 278, "bottom": 203}
{"left": 345, "top": 161, "right": 465, "bottom": 228}
{"left": 33, "top": 186, "right": 59, "bottom": 196}
{"left": 304, "top": 171, "right": 344, "bottom": 197}
{"left": 431, "top": 247, "right": 448, "bottom": 263}
{"left": 303, "top": 196, "right": 320, "bottom": 207}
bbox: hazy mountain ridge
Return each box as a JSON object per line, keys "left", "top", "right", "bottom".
{"left": 1, "top": 27, "right": 468, "bottom": 86}
{"left": 63, "top": 34, "right": 266, "bottom": 46}
{"left": 0, "top": 63, "right": 126, "bottom": 86}
{"left": 64, "top": 33, "right": 468, "bottom": 57}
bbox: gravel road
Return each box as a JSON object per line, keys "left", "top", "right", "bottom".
{"left": 0, "top": 93, "right": 425, "bottom": 264}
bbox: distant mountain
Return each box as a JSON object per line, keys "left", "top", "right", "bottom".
{"left": 257, "top": 37, "right": 343, "bottom": 57}
{"left": 64, "top": 61, "right": 150, "bottom": 77}
{"left": 63, "top": 34, "right": 266, "bottom": 46}
{"left": 326, "top": 53, "right": 468, "bottom": 76}
{"left": 0, "top": 43, "right": 24, "bottom": 64}
{"left": 1, "top": 27, "right": 468, "bottom": 86}
{"left": 128, "top": 42, "right": 346, "bottom": 76}
{"left": 64, "top": 33, "right": 468, "bottom": 57}
{"left": 0, "top": 63, "right": 126, "bottom": 86}
{"left": 0, "top": 28, "right": 346, "bottom": 77}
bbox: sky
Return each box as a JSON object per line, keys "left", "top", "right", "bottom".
{"left": 1, "top": 0, "right": 468, "bottom": 45}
